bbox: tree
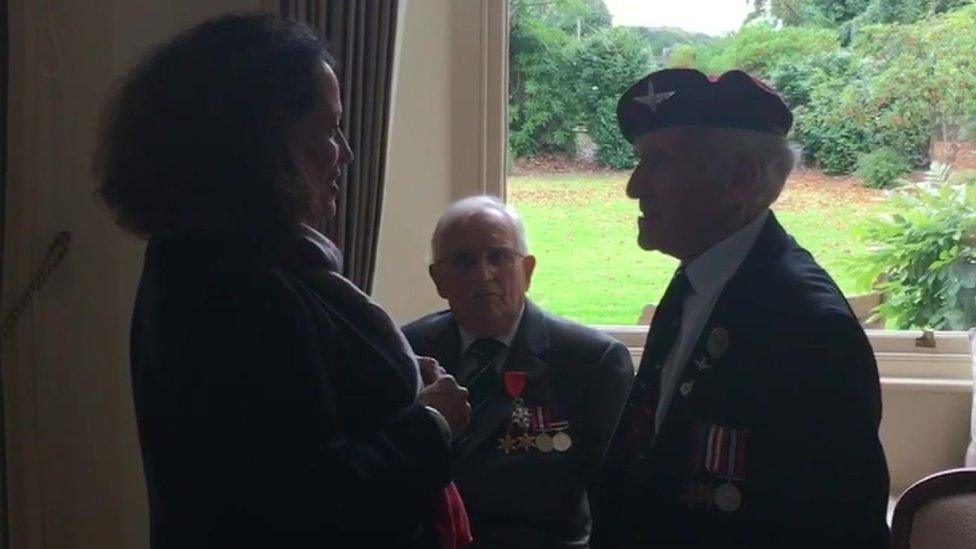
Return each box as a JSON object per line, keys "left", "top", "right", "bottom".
{"left": 751, "top": 0, "right": 974, "bottom": 26}
{"left": 576, "top": 27, "right": 655, "bottom": 168}
{"left": 508, "top": 0, "right": 614, "bottom": 157}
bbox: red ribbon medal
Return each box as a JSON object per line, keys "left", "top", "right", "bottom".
{"left": 503, "top": 371, "right": 526, "bottom": 398}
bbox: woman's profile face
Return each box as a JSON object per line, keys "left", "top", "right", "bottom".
{"left": 291, "top": 61, "right": 354, "bottom": 223}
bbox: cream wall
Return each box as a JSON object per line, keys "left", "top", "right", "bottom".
{"left": 4, "top": 2, "right": 262, "bottom": 547}
{"left": 881, "top": 387, "right": 972, "bottom": 493}
{"left": 373, "top": 0, "right": 507, "bottom": 323}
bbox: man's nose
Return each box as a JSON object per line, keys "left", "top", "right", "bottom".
{"left": 626, "top": 171, "right": 643, "bottom": 199}
{"left": 471, "top": 257, "right": 494, "bottom": 282}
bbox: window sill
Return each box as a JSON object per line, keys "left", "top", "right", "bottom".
{"left": 594, "top": 326, "right": 973, "bottom": 387}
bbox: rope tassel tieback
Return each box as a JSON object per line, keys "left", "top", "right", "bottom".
{"left": 0, "top": 231, "right": 72, "bottom": 345}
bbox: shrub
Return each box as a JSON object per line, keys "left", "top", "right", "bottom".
{"left": 856, "top": 147, "right": 912, "bottom": 188}
{"left": 855, "top": 182, "right": 976, "bottom": 329}
{"left": 666, "top": 21, "right": 839, "bottom": 77}
{"left": 508, "top": 14, "right": 579, "bottom": 158}
{"left": 949, "top": 169, "right": 976, "bottom": 186}
{"left": 575, "top": 27, "right": 654, "bottom": 169}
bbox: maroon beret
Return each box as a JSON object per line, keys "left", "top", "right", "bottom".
{"left": 616, "top": 68, "right": 793, "bottom": 143}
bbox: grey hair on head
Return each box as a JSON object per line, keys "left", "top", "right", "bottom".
{"left": 430, "top": 195, "right": 529, "bottom": 262}
{"left": 690, "top": 127, "right": 797, "bottom": 210}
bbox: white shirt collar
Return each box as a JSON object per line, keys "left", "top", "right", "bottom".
{"left": 458, "top": 303, "right": 525, "bottom": 354}
{"left": 682, "top": 210, "right": 769, "bottom": 301}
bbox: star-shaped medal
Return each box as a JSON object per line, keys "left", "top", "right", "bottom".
{"left": 694, "top": 356, "right": 712, "bottom": 371}
{"left": 511, "top": 405, "right": 532, "bottom": 430}
{"left": 498, "top": 434, "right": 517, "bottom": 454}
{"left": 633, "top": 80, "right": 675, "bottom": 112}
{"left": 517, "top": 432, "right": 535, "bottom": 450}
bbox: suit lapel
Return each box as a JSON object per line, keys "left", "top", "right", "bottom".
{"left": 652, "top": 213, "right": 791, "bottom": 446}
{"left": 422, "top": 314, "right": 463, "bottom": 377}
{"left": 459, "top": 301, "right": 550, "bottom": 457}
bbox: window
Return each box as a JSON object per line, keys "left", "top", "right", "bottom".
{"left": 506, "top": 0, "right": 976, "bottom": 354}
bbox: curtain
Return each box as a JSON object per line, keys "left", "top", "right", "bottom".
{"left": 278, "top": 0, "right": 400, "bottom": 294}
{"left": 0, "top": 0, "right": 9, "bottom": 544}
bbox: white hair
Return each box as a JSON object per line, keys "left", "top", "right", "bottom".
{"left": 430, "top": 195, "right": 529, "bottom": 262}
{"left": 684, "top": 126, "right": 797, "bottom": 211}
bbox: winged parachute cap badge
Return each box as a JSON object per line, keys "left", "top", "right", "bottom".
{"left": 633, "top": 79, "right": 675, "bottom": 113}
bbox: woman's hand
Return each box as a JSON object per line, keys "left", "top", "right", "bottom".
{"left": 419, "top": 374, "right": 470, "bottom": 440}
{"left": 417, "top": 356, "right": 447, "bottom": 385}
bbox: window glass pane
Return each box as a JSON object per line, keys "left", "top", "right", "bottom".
{"left": 508, "top": 0, "right": 976, "bottom": 330}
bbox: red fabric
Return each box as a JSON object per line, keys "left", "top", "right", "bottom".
{"left": 435, "top": 481, "right": 473, "bottom": 549}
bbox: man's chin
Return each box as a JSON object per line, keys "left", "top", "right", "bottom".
{"left": 637, "top": 233, "right": 659, "bottom": 251}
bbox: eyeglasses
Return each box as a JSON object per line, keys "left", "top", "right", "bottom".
{"left": 436, "top": 247, "right": 525, "bottom": 272}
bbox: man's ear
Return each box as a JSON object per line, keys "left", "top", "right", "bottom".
{"left": 429, "top": 263, "right": 449, "bottom": 299}
{"left": 522, "top": 255, "right": 537, "bottom": 290}
{"left": 729, "top": 153, "right": 761, "bottom": 199}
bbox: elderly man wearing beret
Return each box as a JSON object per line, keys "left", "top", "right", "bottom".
{"left": 592, "top": 69, "right": 891, "bottom": 548}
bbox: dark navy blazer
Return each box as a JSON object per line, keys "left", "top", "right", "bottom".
{"left": 404, "top": 300, "right": 634, "bottom": 548}
{"left": 594, "top": 213, "right": 891, "bottom": 548}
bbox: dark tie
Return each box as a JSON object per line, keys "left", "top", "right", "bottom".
{"left": 461, "top": 338, "right": 507, "bottom": 413}
{"left": 639, "top": 268, "right": 694, "bottom": 373}
{"left": 610, "top": 268, "right": 694, "bottom": 463}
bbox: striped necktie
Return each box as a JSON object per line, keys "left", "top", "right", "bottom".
{"left": 461, "top": 338, "right": 507, "bottom": 414}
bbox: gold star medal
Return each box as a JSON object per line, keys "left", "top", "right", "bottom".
{"left": 517, "top": 432, "right": 535, "bottom": 451}
{"left": 497, "top": 434, "right": 516, "bottom": 454}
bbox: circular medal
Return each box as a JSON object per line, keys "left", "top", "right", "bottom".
{"left": 534, "top": 433, "right": 554, "bottom": 453}
{"left": 552, "top": 432, "right": 573, "bottom": 452}
{"left": 714, "top": 482, "right": 741, "bottom": 512}
{"left": 707, "top": 328, "right": 730, "bottom": 358}
{"left": 679, "top": 380, "right": 694, "bottom": 397}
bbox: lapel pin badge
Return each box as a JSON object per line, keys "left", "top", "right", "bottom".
{"left": 707, "top": 327, "right": 730, "bottom": 358}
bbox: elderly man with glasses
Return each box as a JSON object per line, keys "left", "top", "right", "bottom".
{"left": 402, "top": 196, "right": 634, "bottom": 548}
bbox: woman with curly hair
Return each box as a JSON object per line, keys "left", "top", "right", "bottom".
{"left": 95, "top": 13, "right": 470, "bottom": 548}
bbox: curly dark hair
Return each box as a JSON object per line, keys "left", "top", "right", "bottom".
{"left": 94, "top": 13, "right": 336, "bottom": 238}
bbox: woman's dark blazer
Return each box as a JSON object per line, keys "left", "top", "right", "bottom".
{"left": 130, "top": 234, "right": 451, "bottom": 548}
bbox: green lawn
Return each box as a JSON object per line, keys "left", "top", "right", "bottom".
{"left": 509, "top": 172, "right": 886, "bottom": 325}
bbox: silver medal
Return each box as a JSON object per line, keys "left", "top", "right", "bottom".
{"left": 714, "top": 482, "right": 741, "bottom": 512}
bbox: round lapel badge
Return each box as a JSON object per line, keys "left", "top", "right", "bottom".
{"left": 552, "top": 432, "right": 572, "bottom": 452}
{"left": 714, "top": 482, "right": 741, "bottom": 513}
{"left": 707, "top": 327, "right": 730, "bottom": 358}
{"left": 535, "top": 433, "right": 554, "bottom": 453}
{"left": 679, "top": 380, "right": 695, "bottom": 397}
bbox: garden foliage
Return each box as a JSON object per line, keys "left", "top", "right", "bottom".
{"left": 856, "top": 179, "right": 976, "bottom": 330}
{"left": 511, "top": 1, "right": 976, "bottom": 176}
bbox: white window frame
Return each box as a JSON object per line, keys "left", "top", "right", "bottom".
{"left": 491, "top": 0, "right": 972, "bottom": 391}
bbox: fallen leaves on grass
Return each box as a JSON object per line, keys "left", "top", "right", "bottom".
{"left": 509, "top": 168, "right": 886, "bottom": 213}
{"left": 774, "top": 170, "right": 885, "bottom": 212}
